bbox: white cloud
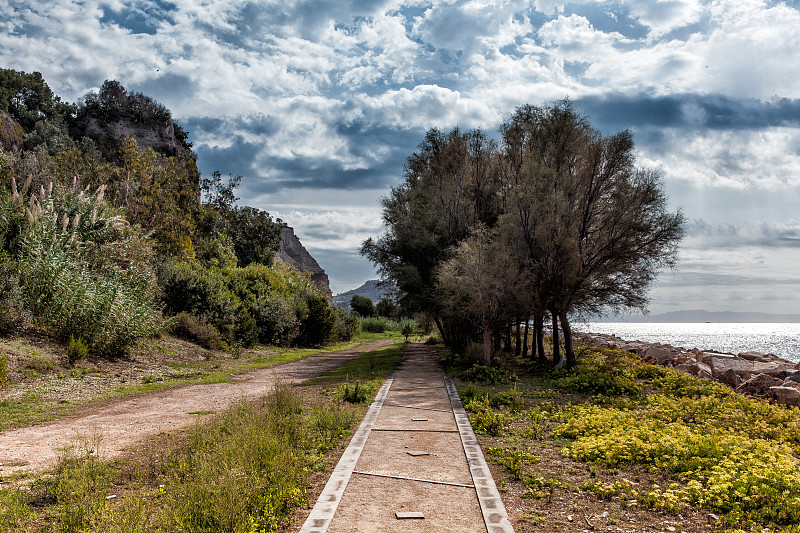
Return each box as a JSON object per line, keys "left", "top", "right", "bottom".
{"left": 625, "top": 0, "right": 704, "bottom": 38}
{"left": 640, "top": 127, "right": 800, "bottom": 189}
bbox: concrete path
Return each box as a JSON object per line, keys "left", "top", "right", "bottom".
{"left": 299, "top": 343, "right": 514, "bottom": 533}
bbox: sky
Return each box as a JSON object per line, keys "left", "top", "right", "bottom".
{"left": 2, "top": 0, "right": 800, "bottom": 315}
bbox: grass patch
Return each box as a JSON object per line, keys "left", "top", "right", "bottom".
{"left": 0, "top": 338, "right": 404, "bottom": 532}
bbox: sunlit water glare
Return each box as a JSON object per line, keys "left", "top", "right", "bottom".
{"left": 577, "top": 322, "right": 800, "bottom": 363}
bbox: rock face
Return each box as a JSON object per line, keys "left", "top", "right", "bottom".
{"left": 72, "top": 114, "right": 194, "bottom": 160}
{"left": 276, "top": 225, "right": 331, "bottom": 296}
{"left": 578, "top": 332, "right": 800, "bottom": 408}
{"left": 332, "top": 279, "right": 394, "bottom": 308}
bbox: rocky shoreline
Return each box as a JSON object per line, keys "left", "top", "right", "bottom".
{"left": 577, "top": 332, "right": 800, "bottom": 407}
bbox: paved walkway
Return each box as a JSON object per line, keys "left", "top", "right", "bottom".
{"left": 299, "top": 343, "right": 514, "bottom": 533}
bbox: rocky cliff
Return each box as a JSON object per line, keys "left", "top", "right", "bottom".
{"left": 276, "top": 225, "right": 331, "bottom": 295}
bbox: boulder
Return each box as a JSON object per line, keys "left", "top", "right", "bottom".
{"left": 784, "top": 371, "right": 800, "bottom": 385}
{"left": 707, "top": 355, "right": 755, "bottom": 380}
{"left": 738, "top": 351, "right": 782, "bottom": 363}
{"left": 770, "top": 386, "right": 800, "bottom": 408}
{"left": 643, "top": 346, "right": 681, "bottom": 366}
{"left": 718, "top": 368, "right": 743, "bottom": 388}
{"left": 735, "top": 374, "right": 783, "bottom": 397}
{"left": 751, "top": 362, "right": 795, "bottom": 380}
{"left": 675, "top": 360, "right": 713, "bottom": 380}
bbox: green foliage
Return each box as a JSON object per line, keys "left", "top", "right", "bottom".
{"left": 399, "top": 317, "right": 416, "bottom": 340}
{"left": 556, "top": 347, "right": 642, "bottom": 396}
{"left": 341, "top": 381, "right": 370, "bottom": 403}
{"left": 170, "top": 312, "right": 227, "bottom": 351}
{"left": 349, "top": 294, "right": 376, "bottom": 317}
{"left": 0, "top": 68, "right": 75, "bottom": 131}
{"left": 551, "top": 348, "right": 800, "bottom": 528}
{"left": 454, "top": 363, "right": 512, "bottom": 385}
{"left": 66, "top": 335, "right": 89, "bottom": 365}
{"left": 331, "top": 306, "right": 357, "bottom": 342}
{"left": 297, "top": 295, "right": 335, "bottom": 346}
{"left": 0, "top": 257, "right": 27, "bottom": 334}
{"left": 465, "top": 394, "right": 508, "bottom": 436}
{"left": 490, "top": 386, "right": 525, "bottom": 411}
{"left": 0, "top": 352, "right": 8, "bottom": 388}
{"left": 359, "top": 316, "right": 390, "bottom": 333}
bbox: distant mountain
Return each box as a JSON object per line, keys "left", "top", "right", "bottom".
{"left": 333, "top": 280, "right": 393, "bottom": 308}
{"left": 597, "top": 310, "right": 800, "bottom": 323}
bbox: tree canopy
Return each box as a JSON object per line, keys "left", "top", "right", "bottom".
{"left": 363, "top": 100, "right": 684, "bottom": 367}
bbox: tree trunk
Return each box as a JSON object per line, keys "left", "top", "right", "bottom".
{"left": 522, "top": 317, "right": 529, "bottom": 358}
{"left": 535, "top": 313, "right": 546, "bottom": 364}
{"left": 515, "top": 318, "right": 522, "bottom": 357}
{"left": 483, "top": 327, "right": 492, "bottom": 366}
{"left": 560, "top": 311, "right": 575, "bottom": 369}
{"left": 504, "top": 324, "right": 512, "bottom": 352}
{"left": 551, "top": 310, "right": 562, "bottom": 368}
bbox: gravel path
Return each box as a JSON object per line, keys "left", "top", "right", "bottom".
{"left": 0, "top": 339, "right": 393, "bottom": 476}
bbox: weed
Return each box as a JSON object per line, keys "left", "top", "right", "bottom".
{"left": 465, "top": 395, "right": 508, "bottom": 436}
{"left": 0, "top": 353, "right": 9, "bottom": 388}
{"left": 66, "top": 334, "right": 89, "bottom": 365}
{"left": 490, "top": 385, "right": 525, "bottom": 411}
{"left": 341, "top": 381, "right": 370, "bottom": 403}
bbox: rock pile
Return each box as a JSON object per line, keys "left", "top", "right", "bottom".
{"left": 577, "top": 333, "right": 800, "bottom": 407}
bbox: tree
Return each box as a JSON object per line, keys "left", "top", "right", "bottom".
{"left": 349, "top": 295, "right": 376, "bottom": 317}
{"left": 436, "top": 226, "right": 522, "bottom": 365}
{"left": 499, "top": 101, "right": 685, "bottom": 368}
{"left": 361, "top": 128, "right": 501, "bottom": 350}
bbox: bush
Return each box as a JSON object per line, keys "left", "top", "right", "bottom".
{"left": 296, "top": 295, "right": 334, "bottom": 346}
{"left": 170, "top": 312, "right": 226, "bottom": 350}
{"left": 454, "top": 363, "right": 512, "bottom": 385}
{"left": 399, "top": 318, "right": 416, "bottom": 340}
{"left": 66, "top": 335, "right": 88, "bottom": 365}
{"left": 359, "top": 316, "right": 390, "bottom": 333}
{"left": 0, "top": 353, "right": 9, "bottom": 388}
{"left": 349, "top": 295, "right": 376, "bottom": 317}
{"left": 465, "top": 395, "right": 507, "bottom": 436}
{"left": 0, "top": 258, "right": 27, "bottom": 335}
{"left": 341, "top": 381, "right": 369, "bottom": 403}
{"left": 331, "top": 306, "right": 357, "bottom": 342}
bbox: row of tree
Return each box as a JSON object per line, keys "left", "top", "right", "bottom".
{"left": 362, "top": 101, "right": 685, "bottom": 368}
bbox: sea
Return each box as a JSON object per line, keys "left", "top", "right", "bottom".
{"left": 576, "top": 322, "right": 800, "bottom": 363}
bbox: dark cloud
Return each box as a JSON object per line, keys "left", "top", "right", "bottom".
{"left": 686, "top": 219, "right": 800, "bottom": 248}
{"left": 576, "top": 93, "right": 800, "bottom": 134}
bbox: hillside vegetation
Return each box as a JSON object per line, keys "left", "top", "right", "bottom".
{"left": 0, "top": 69, "right": 353, "bottom": 367}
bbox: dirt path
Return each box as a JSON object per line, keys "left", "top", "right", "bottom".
{"left": 0, "top": 339, "right": 393, "bottom": 476}
{"left": 296, "top": 343, "right": 514, "bottom": 533}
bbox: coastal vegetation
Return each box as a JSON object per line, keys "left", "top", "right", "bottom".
{"left": 362, "top": 101, "right": 685, "bottom": 368}
{"left": 0, "top": 68, "right": 351, "bottom": 364}
{"left": 449, "top": 343, "right": 800, "bottom": 532}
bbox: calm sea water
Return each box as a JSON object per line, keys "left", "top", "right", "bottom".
{"left": 577, "top": 322, "right": 800, "bottom": 363}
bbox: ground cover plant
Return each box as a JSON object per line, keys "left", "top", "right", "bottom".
{"left": 448, "top": 344, "right": 800, "bottom": 532}
{"left": 0, "top": 339, "right": 405, "bottom": 532}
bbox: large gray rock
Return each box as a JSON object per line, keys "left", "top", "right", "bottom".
{"left": 675, "top": 360, "right": 713, "bottom": 380}
{"left": 750, "top": 362, "right": 795, "bottom": 380}
{"left": 735, "top": 374, "right": 783, "bottom": 397}
{"left": 643, "top": 346, "right": 681, "bottom": 366}
{"left": 707, "top": 355, "right": 755, "bottom": 380}
{"left": 718, "top": 368, "right": 743, "bottom": 388}
{"left": 739, "top": 351, "right": 783, "bottom": 363}
{"left": 784, "top": 371, "right": 800, "bottom": 385}
{"left": 770, "top": 386, "right": 800, "bottom": 407}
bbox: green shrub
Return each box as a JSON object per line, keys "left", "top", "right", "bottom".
{"left": 491, "top": 387, "right": 525, "bottom": 411}
{"left": 557, "top": 347, "right": 641, "bottom": 396}
{"left": 465, "top": 395, "right": 507, "bottom": 436}
{"left": 296, "top": 295, "right": 334, "bottom": 346}
{"left": 170, "top": 312, "right": 226, "bottom": 350}
{"left": 0, "top": 353, "right": 9, "bottom": 388}
{"left": 66, "top": 335, "right": 88, "bottom": 365}
{"left": 359, "top": 316, "right": 389, "bottom": 333}
{"left": 459, "top": 383, "right": 489, "bottom": 406}
{"left": 341, "top": 381, "right": 370, "bottom": 404}
{"left": 331, "top": 306, "right": 357, "bottom": 342}
{"left": 400, "top": 318, "right": 416, "bottom": 340}
{"left": 0, "top": 258, "right": 27, "bottom": 334}
{"left": 455, "top": 363, "right": 512, "bottom": 385}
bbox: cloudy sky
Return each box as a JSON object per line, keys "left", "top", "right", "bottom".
{"left": 2, "top": 0, "right": 800, "bottom": 315}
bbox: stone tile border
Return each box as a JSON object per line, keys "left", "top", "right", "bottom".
{"left": 445, "top": 375, "right": 516, "bottom": 533}
{"left": 298, "top": 375, "right": 394, "bottom": 533}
